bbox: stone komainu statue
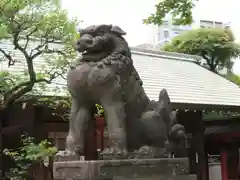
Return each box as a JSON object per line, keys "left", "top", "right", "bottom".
{"left": 65, "top": 24, "right": 186, "bottom": 158}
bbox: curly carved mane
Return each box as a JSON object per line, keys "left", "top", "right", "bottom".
{"left": 63, "top": 24, "right": 186, "bottom": 159}
{"left": 74, "top": 24, "right": 142, "bottom": 87}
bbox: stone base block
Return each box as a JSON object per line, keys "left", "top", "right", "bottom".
{"left": 53, "top": 161, "right": 89, "bottom": 180}
{"left": 53, "top": 157, "right": 197, "bottom": 180}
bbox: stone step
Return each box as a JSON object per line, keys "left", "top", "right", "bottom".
{"left": 53, "top": 157, "right": 197, "bottom": 180}
{"left": 113, "top": 175, "right": 197, "bottom": 180}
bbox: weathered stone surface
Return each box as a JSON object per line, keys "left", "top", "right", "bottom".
{"left": 53, "top": 161, "right": 89, "bottom": 180}
{"left": 53, "top": 158, "right": 197, "bottom": 180}
{"left": 113, "top": 175, "right": 197, "bottom": 180}
{"left": 100, "top": 147, "right": 169, "bottom": 160}
{"left": 94, "top": 158, "right": 189, "bottom": 179}
{"left": 54, "top": 151, "right": 84, "bottom": 162}
{"left": 63, "top": 24, "right": 186, "bottom": 158}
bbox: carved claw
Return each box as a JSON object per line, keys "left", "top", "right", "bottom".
{"left": 101, "top": 147, "right": 127, "bottom": 155}
{"left": 100, "top": 147, "right": 128, "bottom": 159}
{"left": 134, "top": 146, "right": 167, "bottom": 158}
{"left": 56, "top": 150, "right": 77, "bottom": 157}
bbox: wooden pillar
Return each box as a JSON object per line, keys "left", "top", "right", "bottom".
{"left": 238, "top": 148, "right": 240, "bottom": 178}
{"left": 194, "top": 111, "right": 208, "bottom": 180}
{"left": 178, "top": 110, "right": 208, "bottom": 180}
{"left": 205, "top": 148, "right": 209, "bottom": 180}
{"left": 95, "top": 117, "right": 105, "bottom": 151}
{"left": 220, "top": 150, "right": 228, "bottom": 180}
{"left": 187, "top": 134, "right": 197, "bottom": 173}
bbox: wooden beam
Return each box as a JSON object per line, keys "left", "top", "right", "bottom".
{"left": 44, "top": 122, "right": 68, "bottom": 132}
{"left": 1, "top": 125, "right": 22, "bottom": 135}
{"left": 173, "top": 102, "right": 240, "bottom": 112}
{"left": 48, "top": 132, "right": 67, "bottom": 139}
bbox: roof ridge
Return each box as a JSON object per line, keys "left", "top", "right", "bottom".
{"left": 130, "top": 47, "right": 202, "bottom": 63}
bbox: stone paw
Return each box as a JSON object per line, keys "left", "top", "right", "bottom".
{"left": 100, "top": 147, "right": 128, "bottom": 159}
{"left": 55, "top": 149, "right": 83, "bottom": 161}
{"left": 133, "top": 146, "right": 167, "bottom": 159}
{"left": 56, "top": 150, "right": 77, "bottom": 157}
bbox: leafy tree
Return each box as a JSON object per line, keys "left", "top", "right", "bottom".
{"left": 143, "top": 0, "right": 198, "bottom": 25}
{"left": 225, "top": 72, "right": 240, "bottom": 86}
{"left": 0, "top": 0, "right": 79, "bottom": 109}
{"left": 3, "top": 134, "right": 57, "bottom": 180}
{"left": 162, "top": 28, "right": 240, "bottom": 72}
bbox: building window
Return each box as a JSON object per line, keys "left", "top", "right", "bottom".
{"left": 215, "top": 22, "right": 223, "bottom": 28}
{"left": 163, "top": 20, "right": 168, "bottom": 26}
{"left": 200, "top": 20, "right": 214, "bottom": 28}
{"left": 224, "top": 25, "right": 230, "bottom": 29}
{"left": 172, "top": 31, "right": 180, "bottom": 37}
{"left": 164, "top": 30, "right": 169, "bottom": 39}
{"left": 157, "top": 32, "right": 161, "bottom": 41}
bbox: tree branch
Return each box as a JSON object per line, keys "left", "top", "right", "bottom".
{"left": 4, "top": 78, "right": 50, "bottom": 96}
{"left": 30, "top": 26, "right": 56, "bottom": 58}
{"left": 1, "top": 12, "right": 69, "bottom": 109}
{"left": 210, "top": 56, "right": 216, "bottom": 72}
{"left": 0, "top": 48, "right": 15, "bottom": 67}
{"left": 201, "top": 50, "right": 218, "bottom": 72}
{"left": 202, "top": 51, "right": 211, "bottom": 63}
{"left": 30, "top": 39, "right": 55, "bottom": 59}
{"left": 12, "top": 29, "right": 30, "bottom": 59}
{"left": 3, "top": 78, "right": 52, "bottom": 108}
{"left": 12, "top": 26, "right": 38, "bottom": 84}
{"left": 24, "top": 26, "right": 39, "bottom": 50}
{"left": 51, "top": 71, "right": 67, "bottom": 80}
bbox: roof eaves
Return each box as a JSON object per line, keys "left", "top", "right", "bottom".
{"left": 204, "top": 116, "right": 240, "bottom": 124}
{"left": 130, "top": 47, "right": 202, "bottom": 63}
{"left": 172, "top": 102, "right": 240, "bottom": 112}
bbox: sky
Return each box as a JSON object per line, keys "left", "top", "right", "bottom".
{"left": 61, "top": 0, "right": 240, "bottom": 74}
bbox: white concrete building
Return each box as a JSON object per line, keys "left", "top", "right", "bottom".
{"left": 198, "top": 20, "right": 231, "bottom": 29}
{"left": 145, "top": 17, "right": 232, "bottom": 75}
{"left": 155, "top": 17, "right": 193, "bottom": 47}
{"left": 150, "top": 15, "right": 231, "bottom": 47}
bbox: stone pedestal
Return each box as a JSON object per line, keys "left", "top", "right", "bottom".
{"left": 53, "top": 153, "right": 197, "bottom": 180}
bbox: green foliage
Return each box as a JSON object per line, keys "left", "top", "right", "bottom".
{"left": 143, "top": 0, "right": 198, "bottom": 25}
{"left": 203, "top": 111, "right": 240, "bottom": 120}
{"left": 162, "top": 28, "right": 240, "bottom": 72}
{"left": 37, "top": 96, "right": 71, "bottom": 121}
{"left": 225, "top": 72, "right": 240, "bottom": 86}
{"left": 0, "top": 71, "right": 30, "bottom": 94}
{"left": 95, "top": 104, "right": 104, "bottom": 117}
{"left": 3, "top": 134, "right": 57, "bottom": 180}
{"left": 0, "top": 0, "right": 79, "bottom": 108}
{"left": 0, "top": 70, "right": 72, "bottom": 120}
{"left": 0, "top": 0, "right": 78, "bottom": 42}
